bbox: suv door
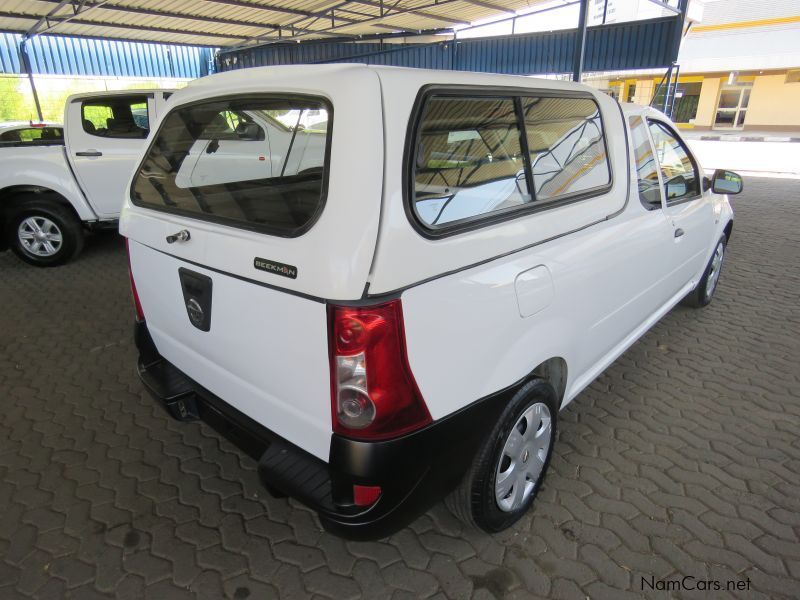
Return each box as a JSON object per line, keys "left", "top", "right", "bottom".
{"left": 66, "top": 93, "right": 155, "bottom": 218}
{"left": 647, "top": 119, "right": 715, "bottom": 291}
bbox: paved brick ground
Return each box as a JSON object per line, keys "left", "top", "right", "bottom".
{"left": 1, "top": 177, "right": 799, "bottom": 599}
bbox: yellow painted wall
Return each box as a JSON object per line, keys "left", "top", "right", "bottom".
{"left": 693, "top": 77, "right": 723, "bottom": 128}
{"left": 746, "top": 74, "right": 800, "bottom": 127}
{"left": 631, "top": 79, "right": 654, "bottom": 106}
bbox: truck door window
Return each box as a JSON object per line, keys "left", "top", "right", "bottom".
{"left": 81, "top": 96, "right": 150, "bottom": 139}
{"left": 520, "top": 96, "right": 610, "bottom": 202}
{"left": 628, "top": 116, "right": 662, "bottom": 209}
{"left": 412, "top": 96, "right": 530, "bottom": 228}
{"left": 647, "top": 121, "right": 699, "bottom": 203}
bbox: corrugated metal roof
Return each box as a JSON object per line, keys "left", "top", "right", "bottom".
{"left": 0, "top": 31, "right": 213, "bottom": 78}
{"left": 0, "top": 0, "right": 552, "bottom": 47}
{"left": 218, "top": 17, "right": 679, "bottom": 74}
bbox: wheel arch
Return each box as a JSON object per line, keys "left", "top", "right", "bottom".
{"left": 0, "top": 185, "right": 84, "bottom": 218}
{"left": 723, "top": 219, "right": 733, "bottom": 243}
{"left": 529, "top": 357, "right": 568, "bottom": 406}
{"left": 0, "top": 187, "right": 84, "bottom": 247}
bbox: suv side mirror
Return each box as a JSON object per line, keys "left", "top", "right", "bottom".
{"left": 711, "top": 169, "right": 743, "bottom": 195}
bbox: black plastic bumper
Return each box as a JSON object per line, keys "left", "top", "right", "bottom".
{"left": 134, "top": 320, "right": 516, "bottom": 539}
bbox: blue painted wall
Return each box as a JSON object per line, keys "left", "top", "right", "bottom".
{"left": 0, "top": 32, "right": 215, "bottom": 78}
{"left": 217, "top": 17, "right": 678, "bottom": 75}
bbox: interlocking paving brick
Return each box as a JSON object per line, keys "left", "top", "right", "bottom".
{"left": 1, "top": 178, "right": 799, "bottom": 598}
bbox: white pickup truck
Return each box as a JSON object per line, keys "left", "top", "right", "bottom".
{"left": 0, "top": 90, "right": 173, "bottom": 266}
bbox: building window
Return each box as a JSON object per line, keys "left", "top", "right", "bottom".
{"left": 714, "top": 84, "right": 751, "bottom": 129}
{"left": 672, "top": 82, "right": 702, "bottom": 123}
{"left": 626, "top": 83, "right": 637, "bottom": 103}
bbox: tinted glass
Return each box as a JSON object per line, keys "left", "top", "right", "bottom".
{"left": 521, "top": 97, "right": 610, "bottom": 201}
{"left": 197, "top": 110, "right": 265, "bottom": 141}
{"left": 628, "top": 117, "right": 661, "bottom": 208}
{"left": 0, "top": 127, "right": 63, "bottom": 143}
{"left": 82, "top": 96, "right": 149, "bottom": 138}
{"left": 413, "top": 96, "right": 529, "bottom": 228}
{"left": 131, "top": 97, "right": 330, "bottom": 236}
{"left": 648, "top": 121, "right": 699, "bottom": 202}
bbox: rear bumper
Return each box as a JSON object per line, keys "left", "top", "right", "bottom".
{"left": 134, "top": 320, "right": 513, "bottom": 539}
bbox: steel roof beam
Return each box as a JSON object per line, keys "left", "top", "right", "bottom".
{"left": 3, "top": 10, "right": 256, "bottom": 41}
{"left": 20, "top": 1, "right": 357, "bottom": 43}
{"left": 24, "top": 0, "right": 114, "bottom": 39}
{"left": 460, "top": 0, "right": 516, "bottom": 14}
{"left": 34, "top": 0, "right": 287, "bottom": 32}
{"left": 348, "top": 0, "right": 471, "bottom": 26}
{"left": 287, "top": 0, "right": 471, "bottom": 38}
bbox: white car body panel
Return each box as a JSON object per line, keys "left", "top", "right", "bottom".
{"left": 0, "top": 145, "right": 98, "bottom": 221}
{"left": 119, "top": 65, "right": 734, "bottom": 463}
{"left": 129, "top": 241, "right": 333, "bottom": 460}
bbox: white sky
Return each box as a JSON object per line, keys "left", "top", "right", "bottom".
{"left": 453, "top": 0, "right": 582, "bottom": 39}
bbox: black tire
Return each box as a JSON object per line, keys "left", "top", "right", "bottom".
{"left": 6, "top": 198, "right": 84, "bottom": 267}
{"left": 681, "top": 234, "right": 727, "bottom": 308}
{"left": 446, "top": 379, "right": 558, "bottom": 533}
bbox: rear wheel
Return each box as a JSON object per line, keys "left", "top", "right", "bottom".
{"left": 682, "top": 234, "right": 726, "bottom": 308}
{"left": 7, "top": 199, "right": 84, "bottom": 267}
{"left": 446, "top": 379, "right": 558, "bottom": 532}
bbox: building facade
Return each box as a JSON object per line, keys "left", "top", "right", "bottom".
{"left": 596, "top": 0, "right": 800, "bottom": 132}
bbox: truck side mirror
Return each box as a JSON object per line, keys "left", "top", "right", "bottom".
{"left": 711, "top": 169, "right": 743, "bottom": 195}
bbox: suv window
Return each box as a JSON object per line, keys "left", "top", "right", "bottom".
{"left": 628, "top": 116, "right": 661, "bottom": 209}
{"left": 412, "top": 96, "right": 530, "bottom": 228}
{"left": 0, "top": 127, "right": 63, "bottom": 143}
{"left": 521, "top": 96, "right": 610, "bottom": 201}
{"left": 82, "top": 96, "right": 150, "bottom": 138}
{"left": 647, "top": 120, "right": 699, "bottom": 203}
{"left": 131, "top": 97, "right": 331, "bottom": 237}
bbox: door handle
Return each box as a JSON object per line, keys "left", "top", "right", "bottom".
{"left": 674, "top": 228, "right": 685, "bottom": 238}
{"left": 166, "top": 229, "right": 191, "bottom": 244}
{"left": 75, "top": 150, "right": 102, "bottom": 157}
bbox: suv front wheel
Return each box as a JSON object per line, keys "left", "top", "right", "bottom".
{"left": 7, "top": 198, "right": 84, "bottom": 267}
{"left": 682, "top": 234, "right": 727, "bottom": 308}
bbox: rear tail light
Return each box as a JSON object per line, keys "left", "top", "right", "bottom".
{"left": 328, "top": 299, "right": 431, "bottom": 441}
{"left": 125, "top": 238, "right": 145, "bottom": 322}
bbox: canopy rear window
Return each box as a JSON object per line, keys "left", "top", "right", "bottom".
{"left": 131, "top": 96, "right": 331, "bottom": 237}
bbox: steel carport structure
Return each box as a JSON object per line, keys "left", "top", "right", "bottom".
{"left": 0, "top": 0, "right": 689, "bottom": 119}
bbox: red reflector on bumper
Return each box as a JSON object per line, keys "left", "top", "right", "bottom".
{"left": 353, "top": 485, "right": 381, "bottom": 507}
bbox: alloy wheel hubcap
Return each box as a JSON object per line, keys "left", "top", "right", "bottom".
{"left": 705, "top": 242, "right": 724, "bottom": 299}
{"left": 495, "top": 402, "right": 552, "bottom": 513}
{"left": 18, "top": 216, "right": 63, "bottom": 257}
